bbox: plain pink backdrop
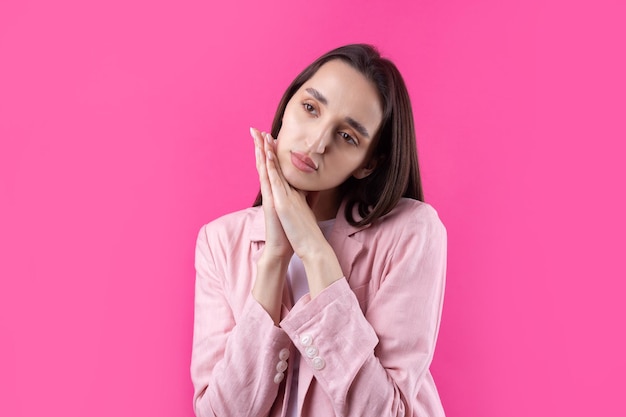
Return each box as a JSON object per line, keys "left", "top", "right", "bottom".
{"left": 1, "top": 0, "right": 625, "bottom": 416}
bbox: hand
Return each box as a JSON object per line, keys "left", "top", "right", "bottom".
{"left": 252, "top": 128, "right": 344, "bottom": 299}
{"left": 251, "top": 127, "right": 293, "bottom": 263}
{"left": 250, "top": 127, "right": 292, "bottom": 324}
{"left": 260, "top": 132, "right": 327, "bottom": 261}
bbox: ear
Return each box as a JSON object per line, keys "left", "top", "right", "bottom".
{"left": 352, "top": 158, "right": 378, "bottom": 180}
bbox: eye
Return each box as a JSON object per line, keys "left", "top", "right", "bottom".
{"left": 303, "top": 102, "right": 317, "bottom": 115}
{"left": 338, "top": 131, "right": 358, "bottom": 146}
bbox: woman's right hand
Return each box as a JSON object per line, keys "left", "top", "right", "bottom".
{"left": 250, "top": 127, "right": 292, "bottom": 325}
{"left": 251, "top": 127, "right": 294, "bottom": 262}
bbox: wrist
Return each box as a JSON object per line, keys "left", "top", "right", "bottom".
{"left": 300, "top": 243, "right": 343, "bottom": 298}
{"left": 254, "top": 254, "right": 289, "bottom": 326}
{"left": 299, "top": 240, "right": 333, "bottom": 264}
{"left": 257, "top": 251, "right": 291, "bottom": 272}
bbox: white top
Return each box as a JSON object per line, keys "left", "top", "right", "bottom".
{"left": 285, "top": 219, "right": 335, "bottom": 417}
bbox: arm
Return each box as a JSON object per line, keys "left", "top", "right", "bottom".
{"left": 280, "top": 206, "right": 447, "bottom": 417}
{"left": 191, "top": 225, "right": 292, "bottom": 417}
{"left": 191, "top": 128, "right": 295, "bottom": 417}
{"left": 251, "top": 127, "right": 293, "bottom": 324}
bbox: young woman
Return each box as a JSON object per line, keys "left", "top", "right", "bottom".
{"left": 191, "top": 44, "right": 447, "bottom": 417}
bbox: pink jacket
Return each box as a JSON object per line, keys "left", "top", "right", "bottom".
{"left": 191, "top": 198, "right": 447, "bottom": 417}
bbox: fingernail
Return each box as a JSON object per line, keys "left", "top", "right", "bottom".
{"left": 266, "top": 150, "right": 273, "bottom": 160}
{"left": 266, "top": 133, "right": 273, "bottom": 144}
{"left": 250, "top": 127, "right": 256, "bottom": 137}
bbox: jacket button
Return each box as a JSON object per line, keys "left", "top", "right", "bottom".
{"left": 273, "top": 372, "right": 284, "bottom": 384}
{"left": 279, "top": 348, "right": 290, "bottom": 361}
{"left": 300, "top": 334, "right": 313, "bottom": 347}
{"left": 276, "top": 360, "right": 288, "bottom": 373}
{"left": 312, "top": 356, "right": 325, "bottom": 370}
{"left": 305, "top": 345, "right": 318, "bottom": 358}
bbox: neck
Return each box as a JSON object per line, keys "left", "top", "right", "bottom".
{"left": 311, "top": 188, "right": 341, "bottom": 221}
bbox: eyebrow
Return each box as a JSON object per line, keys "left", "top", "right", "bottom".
{"left": 305, "top": 87, "right": 371, "bottom": 138}
{"left": 345, "top": 117, "right": 370, "bottom": 139}
{"left": 305, "top": 88, "right": 328, "bottom": 105}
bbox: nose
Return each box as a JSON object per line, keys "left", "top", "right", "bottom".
{"left": 305, "top": 126, "right": 332, "bottom": 154}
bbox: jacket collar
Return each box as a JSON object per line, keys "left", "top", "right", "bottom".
{"left": 249, "top": 207, "right": 265, "bottom": 242}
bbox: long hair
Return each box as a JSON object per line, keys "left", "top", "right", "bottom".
{"left": 253, "top": 44, "right": 423, "bottom": 227}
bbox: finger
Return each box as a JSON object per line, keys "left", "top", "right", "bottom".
{"left": 265, "top": 148, "right": 288, "bottom": 203}
{"left": 265, "top": 130, "right": 278, "bottom": 152}
{"left": 250, "top": 127, "right": 266, "bottom": 165}
{"left": 251, "top": 128, "right": 275, "bottom": 208}
{"left": 264, "top": 132, "right": 290, "bottom": 187}
{"left": 250, "top": 127, "right": 263, "bottom": 168}
{"left": 253, "top": 130, "right": 269, "bottom": 186}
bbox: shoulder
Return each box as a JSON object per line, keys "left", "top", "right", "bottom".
{"left": 351, "top": 199, "right": 447, "bottom": 251}
{"left": 197, "top": 206, "right": 263, "bottom": 244}
{"left": 376, "top": 198, "right": 446, "bottom": 234}
{"left": 346, "top": 198, "right": 445, "bottom": 249}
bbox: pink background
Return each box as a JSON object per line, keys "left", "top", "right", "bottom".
{"left": 1, "top": 0, "right": 624, "bottom": 415}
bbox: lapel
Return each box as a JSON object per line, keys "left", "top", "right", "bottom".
{"left": 248, "top": 206, "right": 265, "bottom": 244}
{"left": 326, "top": 199, "right": 371, "bottom": 283}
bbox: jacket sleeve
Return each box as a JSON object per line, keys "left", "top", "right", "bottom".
{"left": 191, "top": 224, "right": 292, "bottom": 417}
{"left": 279, "top": 205, "right": 447, "bottom": 417}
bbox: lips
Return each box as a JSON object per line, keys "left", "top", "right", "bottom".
{"left": 290, "top": 151, "right": 318, "bottom": 173}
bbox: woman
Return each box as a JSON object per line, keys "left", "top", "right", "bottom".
{"left": 191, "top": 44, "right": 447, "bottom": 417}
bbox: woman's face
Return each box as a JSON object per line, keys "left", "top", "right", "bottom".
{"left": 276, "top": 59, "right": 383, "bottom": 192}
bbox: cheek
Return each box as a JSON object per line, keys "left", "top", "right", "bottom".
{"left": 275, "top": 132, "right": 293, "bottom": 164}
{"left": 277, "top": 115, "right": 302, "bottom": 148}
{"left": 280, "top": 110, "right": 300, "bottom": 133}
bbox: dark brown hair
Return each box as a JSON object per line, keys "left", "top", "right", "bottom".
{"left": 253, "top": 44, "right": 423, "bottom": 226}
